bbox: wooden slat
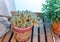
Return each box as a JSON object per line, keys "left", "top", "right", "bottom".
{"left": 40, "top": 19, "right": 45, "bottom": 42}
{"left": 44, "top": 21, "right": 53, "bottom": 42}
{"left": 52, "top": 32, "right": 60, "bottom": 42}
{"left": 0, "top": 37, "right": 3, "bottom": 42}
{"left": 2, "top": 32, "right": 12, "bottom": 42}
{"left": 11, "top": 35, "right": 16, "bottom": 42}
{"left": 0, "top": 33, "right": 7, "bottom": 42}
{"left": 33, "top": 26, "right": 38, "bottom": 42}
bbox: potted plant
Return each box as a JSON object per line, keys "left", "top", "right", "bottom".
{"left": 11, "top": 10, "right": 39, "bottom": 42}
{"left": 41, "top": 0, "right": 60, "bottom": 35}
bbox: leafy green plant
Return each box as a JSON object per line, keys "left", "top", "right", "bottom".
{"left": 11, "top": 10, "right": 39, "bottom": 28}
{"left": 41, "top": 0, "right": 60, "bottom": 25}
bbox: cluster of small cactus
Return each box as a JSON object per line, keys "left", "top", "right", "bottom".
{"left": 11, "top": 10, "right": 39, "bottom": 28}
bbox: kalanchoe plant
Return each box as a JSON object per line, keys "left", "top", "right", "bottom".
{"left": 41, "top": 0, "right": 60, "bottom": 25}
{"left": 11, "top": 10, "right": 39, "bottom": 28}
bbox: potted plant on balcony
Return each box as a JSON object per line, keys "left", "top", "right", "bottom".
{"left": 41, "top": 0, "right": 60, "bottom": 35}
{"left": 11, "top": 10, "right": 39, "bottom": 42}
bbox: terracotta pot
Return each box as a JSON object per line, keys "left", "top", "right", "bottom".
{"left": 52, "top": 20, "right": 60, "bottom": 35}
{"left": 12, "top": 25, "right": 32, "bottom": 42}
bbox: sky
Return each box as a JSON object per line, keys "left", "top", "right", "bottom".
{"left": 14, "top": 0, "right": 46, "bottom": 12}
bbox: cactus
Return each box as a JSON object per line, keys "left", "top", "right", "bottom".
{"left": 11, "top": 10, "right": 39, "bottom": 28}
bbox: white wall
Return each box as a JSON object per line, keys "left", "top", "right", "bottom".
{"left": 14, "top": 0, "right": 46, "bottom": 12}
{"left": 4, "top": 0, "right": 15, "bottom": 17}
{"left": 0, "top": 0, "right": 9, "bottom": 16}
{"left": 0, "top": 0, "right": 15, "bottom": 17}
{"left": 0, "top": 0, "right": 45, "bottom": 17}
{"left": 4, "top": 0, "right": 15, "bottom": 12}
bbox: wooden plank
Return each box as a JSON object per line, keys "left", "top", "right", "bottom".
{"left": 44, "top": 21, "right": 53, "bottom": 42}
{"left": 0, "top": 37, "right": 3, "bottom": 42}
{"left": 33, "top": 26, "right": 38, "bottom": 42}
{"left": 11, "top": 35, "right": 16, "bottom": 42}
{"left": 40, "top": 19, "right": 45, "bottom": 42}
{"left": 52, "top": 32, "right": 60, "bottom": 42}
{"left": 2, "top": 32, "right": 12, "bottom": 42}
{"left": 0, "top": 33, "right": 7, "bottom": 42}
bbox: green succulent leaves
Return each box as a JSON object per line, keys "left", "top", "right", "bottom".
{"left": 11, "top": 10, "right": 39, "bottom": 28}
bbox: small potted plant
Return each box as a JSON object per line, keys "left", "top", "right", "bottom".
{"left": 41, "top": 0, "right": 60, "bottom": 35}
{"left": 11, "top": 10, "right": 39, "bottom": 42}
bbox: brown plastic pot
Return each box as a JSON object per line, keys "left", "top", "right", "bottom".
{"left": 52, "top": 20, "right": 60, "bottom": 35}
{"left": 12, "top": 25, "right": 32, "bottom": 42}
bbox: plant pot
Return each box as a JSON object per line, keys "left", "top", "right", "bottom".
{"left": 52, "top": 20, "right": 60, "bottom": 35}
{"left": 12, "top": 25, "right": 32, "bottom": 42}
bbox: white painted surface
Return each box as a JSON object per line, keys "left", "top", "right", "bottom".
{"left": 0, "top": 0, "right": 15, "bottom": 17}
{"left": 4, "top": 0, "right": 15, "bottom": 17}
{"left": 0, "top": 0, "right": 9, "bottom": 16}
{"left": 14, "top": 0, "right": 46, "bottom": 12}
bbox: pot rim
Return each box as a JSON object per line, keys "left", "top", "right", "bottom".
{"left": 11, "top": 25, "right": 32, "bottom": 33}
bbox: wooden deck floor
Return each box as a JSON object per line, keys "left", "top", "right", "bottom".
{"left": 0, "top": 19, "right": 42, "bottom": 42}
{"left": 40, "top": 19, "right": 60, "bottom": 42}
{"left": 0, "top": 26, "right": 40, "bottom": 42}
{"left": 0, "top": 19, "right": 60, "bottom": 42}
